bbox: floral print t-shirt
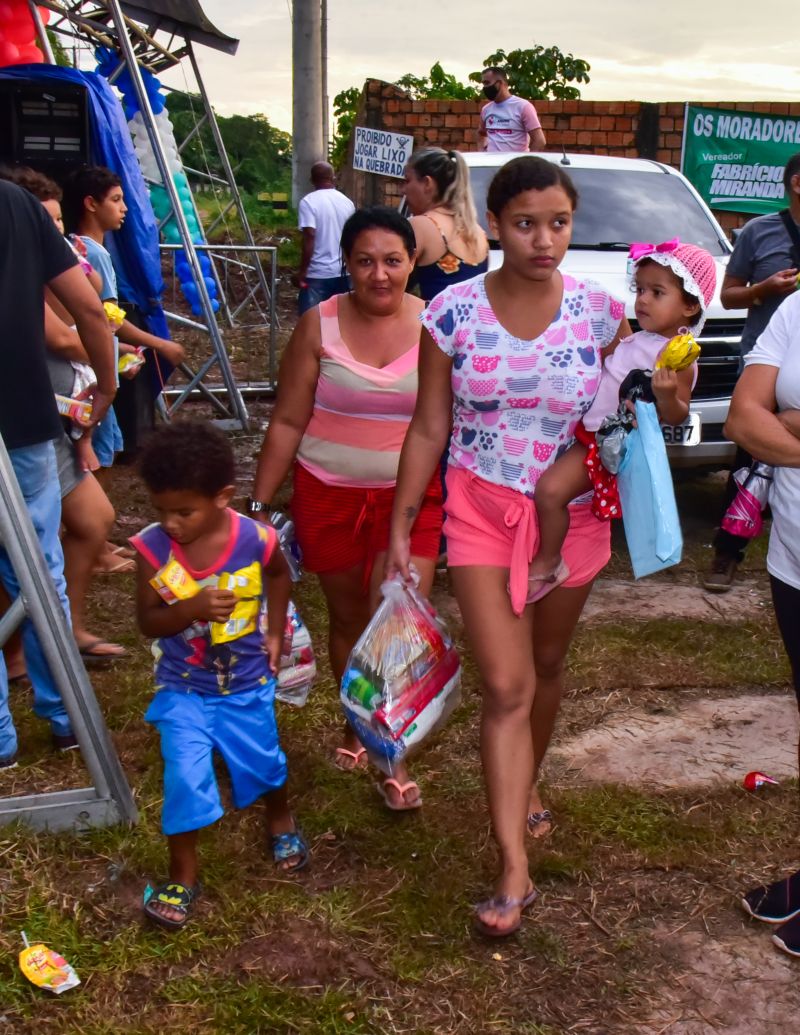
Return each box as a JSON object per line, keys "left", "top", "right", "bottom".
{"left": 422, "top": 272, "right": 625, "bottom": 497}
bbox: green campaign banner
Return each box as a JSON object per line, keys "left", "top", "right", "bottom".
{"left": 682, "top": 104, "right": 800, "bottom": 214}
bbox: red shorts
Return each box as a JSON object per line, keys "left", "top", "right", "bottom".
{"left": 291, "top": 462, "right": 443, "bottom": 578}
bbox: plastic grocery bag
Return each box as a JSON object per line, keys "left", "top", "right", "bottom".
{"left": 721, "top": 461, "right": 773, "bottom": 539}
{"left": 617, "top": 400, "right": 682, "bottom": 579}
{"left": 340, "top": 574, "right": 461, "bottom": 775}
{"left": 276, "top": 601, "right": 316, "bottom": 706}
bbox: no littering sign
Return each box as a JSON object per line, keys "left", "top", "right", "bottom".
{"left": 352, "top": 127, "right": 413, "bottom": 179}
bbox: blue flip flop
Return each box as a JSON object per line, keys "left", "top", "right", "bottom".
{"left": 271, "top": 826, "right": 309, "bottom": 873}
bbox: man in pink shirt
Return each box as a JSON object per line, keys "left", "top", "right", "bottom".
{"left": 479, "top": 67, "right": 546, "bottom": 153}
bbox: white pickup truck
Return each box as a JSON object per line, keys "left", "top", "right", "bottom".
{"left": 461, "top": 151, "right": 746, "bottom": 470}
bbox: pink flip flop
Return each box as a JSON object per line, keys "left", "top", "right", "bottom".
{"left": 526, "top": 558, "right": 570, "bottom": 604}
{"left": 375, "top": 778, "right": 423, "bottom": 811}
{"left": 334, "top": 746, "right": 368, "bottom": 771}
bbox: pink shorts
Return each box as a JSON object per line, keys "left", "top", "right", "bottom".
{"left": 444, "top": 465, "right": 611, "bottom": 615}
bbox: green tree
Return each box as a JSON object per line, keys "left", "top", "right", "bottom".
{"left": 470, "top": 46, "right": 590, "bottom": 100}
{"left": 165, "top": 94, "right": 291, "bottom": 194}
{"left": 330, "top": 86, "right": 361, "bottom": 168}
{"left": 395, "top": 61, "right": 477, "bottom": 101}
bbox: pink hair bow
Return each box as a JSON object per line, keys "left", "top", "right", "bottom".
{"left": 628, "top": 237, "right": 680, "bottom": 262}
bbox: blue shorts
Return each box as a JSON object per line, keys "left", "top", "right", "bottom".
{"left": 91, "top": 404, "right": 123, "bottom": 467}
{"left": 145, "top": 682, "right": 287, "bottom": 836}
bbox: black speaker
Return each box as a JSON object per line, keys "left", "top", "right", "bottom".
{"left": 0, "top": 77, "right": 90, "bottom": 174}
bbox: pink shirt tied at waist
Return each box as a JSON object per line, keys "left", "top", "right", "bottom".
{"left": 296, "top": 293, "right": 420, "bottom": 488}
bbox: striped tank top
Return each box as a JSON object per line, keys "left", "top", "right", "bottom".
{"left": 296, "top": 293, "right": 420, "bottom": 488}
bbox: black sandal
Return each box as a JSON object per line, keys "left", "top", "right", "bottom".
{"left": 143, "top": 881, "right": 200, "bottom": 930}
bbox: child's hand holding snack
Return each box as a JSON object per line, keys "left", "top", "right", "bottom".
{"left": 193, "top": 586, "right": 236, "bottom": 624}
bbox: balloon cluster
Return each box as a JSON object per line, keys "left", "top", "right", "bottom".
{"left": 94, "top": 46, "right": 220, "bottom": 317}
{"left": 0, "top": 2, "right": 47, "bottom": 66}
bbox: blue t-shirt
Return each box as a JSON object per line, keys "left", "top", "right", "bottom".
{"left": 80, "top": 235, "right": 117, "bottom": 301}
{"left": 131, "top": 511, "right": 279, "bottom": 695}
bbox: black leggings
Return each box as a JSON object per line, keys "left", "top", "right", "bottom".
{"left": 770, "top": 574, "right": 800, "bottom": 704}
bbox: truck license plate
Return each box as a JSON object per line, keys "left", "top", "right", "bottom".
{"left": 661, "top": 413, "right": 701, "bottom": 446}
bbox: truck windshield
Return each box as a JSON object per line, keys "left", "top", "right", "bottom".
{"left": 469, "top": 166, "right": 728, "bottom": 256}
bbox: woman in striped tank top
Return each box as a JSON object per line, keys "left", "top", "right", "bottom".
{"left": 251, "top": 208, "right": 443, "bottom": 810}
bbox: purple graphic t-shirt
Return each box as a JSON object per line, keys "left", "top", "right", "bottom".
{"left": 422, "top": 272, "right": 625, "bottom": 497}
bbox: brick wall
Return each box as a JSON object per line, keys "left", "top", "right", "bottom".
{"left": 338, "top": 81, "right": 800, "bottom": 232}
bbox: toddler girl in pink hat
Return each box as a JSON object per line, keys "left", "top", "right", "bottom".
{"left": 530, "top": 239, "right": 717, "bottom": 598}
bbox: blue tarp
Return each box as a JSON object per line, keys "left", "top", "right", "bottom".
{"left": 0, "top": 65, "right": 169, "bottom": 344}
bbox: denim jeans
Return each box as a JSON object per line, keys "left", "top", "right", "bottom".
{"left": 298, "top": 275, "right": 350, "bottom": 316}
{"left": 0, "top": 440, "right": 72, "bottom": 758}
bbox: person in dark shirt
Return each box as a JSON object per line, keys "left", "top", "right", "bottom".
{"left": 0, "top": 179, "right": 116, "bottom": 767}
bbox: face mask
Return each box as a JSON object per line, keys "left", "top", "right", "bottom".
{"left": 482, "top": 83, "right": 500, "bottom": 101}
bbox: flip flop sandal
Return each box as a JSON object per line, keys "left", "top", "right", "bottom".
{"left": 334, "top": 746, "right": 368, "bottom": 771}
{"left": 79, "top": 638, "right": 128, "bottom": 663}
{"left": 94, "top": 557, "right": 136, "bottom": 575}
{"left": 143, "top": 881, "right": 200, "bottom": 931}
{"left": 110, "top": 544, "right": 136, "bottom": 559}
{"left": 526, "top": 559, "right": 570, "bottom": 604}
{"left": 527, "top": 809, "right": 553, "bottom": 837}
{"left": 375, "top": 778, "right": 423, "bottom": 811}
{"left": 473, "top": 885, "right": 538, "bottom": 938}
{"left": 271, "top": 827, "right": 309, "bottom": 873}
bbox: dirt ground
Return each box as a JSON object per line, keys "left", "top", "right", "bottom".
{"left": 2, "top": 305, "right": 799, "bottom": 1030}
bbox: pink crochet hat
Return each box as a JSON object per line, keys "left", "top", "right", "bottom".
{"left": 629, "top": 239, "right": 717, "bottom": 332}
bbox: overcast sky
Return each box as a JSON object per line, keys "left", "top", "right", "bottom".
{"left": 163, "top": 1, "right": 800, "bottom": 131}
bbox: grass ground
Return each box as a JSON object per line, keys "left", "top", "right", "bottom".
{"left": 0, "top": 445, "right": 797, "bottom": 1033}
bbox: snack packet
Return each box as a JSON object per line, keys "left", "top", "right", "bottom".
{"left": 19, "top": 932, "right": 80, "bottom": 995}
{"left": 149, "top": 558, "right": 200, "bottom": 604}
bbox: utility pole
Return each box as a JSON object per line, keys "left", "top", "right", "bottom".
{"left": 292, "top": 0, "right": 324, "bottom": 207}
{"left": 321, "top": 0, "right": 329, "bottom": 157}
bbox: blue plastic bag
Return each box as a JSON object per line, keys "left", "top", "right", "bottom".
{"left": 617, "top": 400, "right": 682, "bottom": 579}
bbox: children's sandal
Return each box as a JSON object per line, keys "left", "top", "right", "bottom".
{"left": 271, "top": 827, "right": 309, "bottom": 873}
{"left": 526, "top": 559, "right": 570, "bottom": 604}
{"left": 143, "top": 881, "right": 200, "bottom": 931}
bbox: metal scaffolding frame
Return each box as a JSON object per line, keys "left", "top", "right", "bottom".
{"left": 0, "top": 436, "right": 138, "bottom": 833}
{"left": 35, "top": 0, "right": 283, "bottom": 428}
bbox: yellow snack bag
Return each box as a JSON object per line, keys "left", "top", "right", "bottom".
{"left": 103, "top": 300, "right": 126, "bottom": 328}
{"left": 19, "top": 933, "right": 80, "bottom": 995}
{"left": 150, "top": 559, "right": 200, "bottom": 605}
{"left": 211, "top": 562, "right": 262, "bottom": 644}
{"left": 656, "top": 332, "right": 701, "bottom": 372}
{"left": 118, "top": 351, "right": 145, "bottom": 374}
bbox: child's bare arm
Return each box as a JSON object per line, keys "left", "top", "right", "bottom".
{"left": 135, "top": 556, "right": 235, "bottom": 638}
{"left": 651, "top": 365, "right": 693, "bottom": 425}
{"left": 263, "top": 546, "right": 291, "bottom": 675}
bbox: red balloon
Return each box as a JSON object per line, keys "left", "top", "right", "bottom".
{"left": 37, "top": 5, "right": 50, "bottom": 25}
{"left": 5, "top": 15, "right": 34, "bottom": 45}
{"left": 0, "top": 4, "right": 15, "bottom": 24}
{"left": 17, "top": 41, "right": 42, "bottom": 62}
{"left": 0, "top": 39, "right": 19, "bottom": 64}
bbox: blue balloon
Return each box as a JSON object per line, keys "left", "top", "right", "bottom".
{"left": 210, "top": 298, "right": 220, "bottom": 312}
{"left": 204, "top": 276, "right": 216, "bottom": 292}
